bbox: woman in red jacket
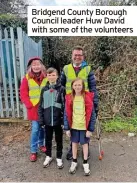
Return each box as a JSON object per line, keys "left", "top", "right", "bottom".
{"left": 20, "top": 57, "right": 47, "bottom": 162}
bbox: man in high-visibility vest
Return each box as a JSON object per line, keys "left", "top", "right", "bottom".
{"left": 61, "top": 46, "right": 99, "bottom": 160}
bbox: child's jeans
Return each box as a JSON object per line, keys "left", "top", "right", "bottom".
{"left": 30, "top": 120, "right": 45, "bottom": 153}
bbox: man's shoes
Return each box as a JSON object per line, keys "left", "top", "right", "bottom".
{"left": 30, "top": 153, "right": 37, "bottom": 162}
{"left": 83, "top": 163, "right": 90, "bottom": 176}
{"left": 66, "top": 147, "right": 73, "bottom": 160}
{"left": 39, "top": 146, "right": 47, "bottom": 153}
{"left": 69, "top": 162, "right": 77, "bottom": 174}
{"left": 43, "top": 156, "right": 53, "bottom": 168}
{"left": 66, "top": 153, "right": 73, "bottom": 160}
{"left": 56, "top": 158, "right": 64, "bottom": 169}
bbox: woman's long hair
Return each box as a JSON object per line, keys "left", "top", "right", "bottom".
{"left": 71, "top": 78, "right": 85, "bottom": 101}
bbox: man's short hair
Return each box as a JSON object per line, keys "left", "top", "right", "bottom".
{"left": 72, "top": 46, "right": 84, "bottom": 52}
{"left": 72, "top": 46, "right": 85, "bottom": 57}
{"left": 46, "top": 67, "right": 58, "bottom": 75}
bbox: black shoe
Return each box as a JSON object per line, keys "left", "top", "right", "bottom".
{"left": 66, "top": 145, "right": 73, "bottom": 160}
{"left": 66, "top": 152, "right": 73, "bottom": 160}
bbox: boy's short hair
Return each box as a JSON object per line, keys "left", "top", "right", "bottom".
{"left": 46, "top": 67, "right": 58, "bottom": 75}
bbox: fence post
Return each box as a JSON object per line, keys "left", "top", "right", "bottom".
{"left": 38, "top": 40, "right": 42, "bottom": 59}
{"left": 4, "top": 28, "right": 15, "bottom": 117}
{"left": 17, "top": 27, "right": 27, "bottom": 120}
{"left": 10, "top": 27, "right": 20, "bottom": 118}
{"left": 0, "top": 30, "right": 9, "bottom": 117}
{"left": 0, "top": 29, "right": 4, "bottom": 117}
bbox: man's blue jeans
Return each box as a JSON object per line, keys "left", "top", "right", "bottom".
{"left": 30, "top": 121, "right": 45, "bottom": 153}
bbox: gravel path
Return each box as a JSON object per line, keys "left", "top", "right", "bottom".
{"left": 0, "top": 124, "right": 137, "bottom": 182}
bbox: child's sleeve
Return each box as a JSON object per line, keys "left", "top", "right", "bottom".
{"left": 61, "top": 87, "right": 66, "bottom": 110}
{"left": 60, "top": 87, "right": 66, "bottom": 125}
{"left": 20, "top": 77, "right": 33, "bottom": 109}
{"left": 88, "top": 107, "right": 96, "bottom": 132}
{"left": 63, "top": 108, "right": 70, "bottom": 131}
{"left": 63, "top": 95, "right": 70, "bottom": 131}
{"left": 88, "top": 71, "right": 99, "bottom": 118}
{"left": 38, "top": 88, "right": 44, "bottom": 126}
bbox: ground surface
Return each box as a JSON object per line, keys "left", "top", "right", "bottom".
{"left": 0, "top": 123, "right": 137, "bottom": 182}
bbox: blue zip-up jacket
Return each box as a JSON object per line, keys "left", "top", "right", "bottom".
{"left": 60, "top": 61, "right": 99, "bottom": 114}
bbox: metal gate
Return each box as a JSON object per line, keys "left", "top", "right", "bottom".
{"left": 0, "top": 27, "right": 42, "bottom": 119}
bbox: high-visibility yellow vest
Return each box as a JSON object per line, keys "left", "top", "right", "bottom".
{"left": 26, "top": 74, "right": 48, "bottom": 106}
{"left": 63, "top": 64, "right": 91, "bottom": 94}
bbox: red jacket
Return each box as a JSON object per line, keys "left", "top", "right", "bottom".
{"left": 20, "top": 73, "right": 46, "bottom": 121}
{"left": 64, "top": 91, "right": 95, "bottom": 131}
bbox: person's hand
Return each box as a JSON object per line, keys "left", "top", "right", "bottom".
{"left": 40, "top": 124, "right": 45, "bottom": 128}
{"left": 86, "top": 131, "right": 92, "bottom": 138}
{"left": 66, "top": 130, "right": 71, "bottom": 137}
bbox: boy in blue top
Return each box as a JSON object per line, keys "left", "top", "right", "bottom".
{"left": 38, "top": 67, "right": 65, "bottom": 169}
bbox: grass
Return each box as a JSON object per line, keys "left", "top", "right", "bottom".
{"left": 102, "top": 116, "right": 137, "bottom": 133}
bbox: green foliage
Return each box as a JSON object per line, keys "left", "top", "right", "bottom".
{"left": 0, "top": 14, "right": 27, "bottom": 31}
{"left": 103, "top": 116, "right": 137, "bottom": 132}
{"left": 0, "top": 14, "right": 15, "bottom": 19}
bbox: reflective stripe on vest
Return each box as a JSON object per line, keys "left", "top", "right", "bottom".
{"left": 26, "top": 74, "right": 47, "bottom": 106}
{"left": 64, "top": 64, "right": 90, "bottom": 94}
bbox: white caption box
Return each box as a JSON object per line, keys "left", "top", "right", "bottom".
{"left": 28, "top": 6, "right": 137, "bottom": 36}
